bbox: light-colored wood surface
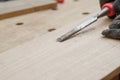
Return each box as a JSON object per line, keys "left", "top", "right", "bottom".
{"left": 0, "top": 0, "right": 100, "bottom": 53}
{"left": 0, "top": 0, "right": 120, "bottom": 80}
{"left": 0, "top": 0, "right": 57, "bottom": 20}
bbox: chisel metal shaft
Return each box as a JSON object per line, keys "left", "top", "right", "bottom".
{"left": 57, "top": 8, "right": 109, "bottom": 42}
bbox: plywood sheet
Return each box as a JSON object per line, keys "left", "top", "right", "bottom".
{"left": 0, "top": 0, "right": 57, "bottom": 19}
{"left": 0, "top": 0, "right": 100, "bottom": 53}
{"left": 0, "top": 0, "right": 120, "bottom": 80}
{"left": 0, "top": 16, "right": 120, "bottom": 80}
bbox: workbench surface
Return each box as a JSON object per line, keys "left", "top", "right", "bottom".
{"left": 0, "top": 0, "right": 120, "bottom": 80}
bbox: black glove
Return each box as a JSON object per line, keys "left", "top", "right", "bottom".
{"left": 101, "top": 0, "right": 120, "bottom": 39}
{"left": 102, "top": 15, "right": 120, "bottom": 39}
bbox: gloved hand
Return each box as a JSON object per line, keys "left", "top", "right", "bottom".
{"left": 102, "top": 15, "right": 120, "bottom": 39}
{"left": 100, "top": 0, "right": 120, "bottom": 39}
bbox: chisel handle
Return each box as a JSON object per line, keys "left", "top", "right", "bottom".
{"left": 102, "top": 3, "right": 115, "bottom": 17}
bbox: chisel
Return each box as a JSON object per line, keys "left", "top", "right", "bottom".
{"left": 57, "top": 3, "right": 115, "bottom": 42}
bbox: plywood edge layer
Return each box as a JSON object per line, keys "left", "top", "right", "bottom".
{"left": 102, "top": 66, "right": 120, "bottom": 80}
{"left": 0, "top": 2, "right": 57, "bottom": 20}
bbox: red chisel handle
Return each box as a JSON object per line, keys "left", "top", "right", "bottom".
{"left": 102, "top": 3, "right": 115, "bottom": 17}
{"left": 57, "top": 0, "right": 64, "bottom": 3}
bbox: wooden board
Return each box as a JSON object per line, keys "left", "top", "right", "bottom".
{"left": 0, "top": 16, "right": 120, "bottom": 80}
{"left": 0, "top": 0, "right": 120, "bottom": 80}
{"left": 0, "top": 0, "right": 57, "bottom": 20}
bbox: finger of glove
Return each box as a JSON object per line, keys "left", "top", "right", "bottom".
{"left": 113, "top": 0, "right": 120, "bottom": 16}
{"left": 109, "top": 15, "right": 120, "bottom": 29}
{"left": 102, "top": 29, "right": 120, "bottom": 39}
{"left": 115, "top": 15, "right": 120, "bottom": 20}
{"left": 109, "top": 20, "right": 120, "bottom": 29}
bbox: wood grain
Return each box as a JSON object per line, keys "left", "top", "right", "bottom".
{"left": 0, "top": 0, "right": 120, "bottom": 80}
{"left": 0, "top": 0, "right": 57, "bottom": 20}
{"left": 0, "top": 0, "right": 99, "bottom": 53}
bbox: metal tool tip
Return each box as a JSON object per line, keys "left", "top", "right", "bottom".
{"left": 57, "top": 38, "right": 63, "bottom": 42}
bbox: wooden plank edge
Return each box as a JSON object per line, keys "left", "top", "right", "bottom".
{"left": 102, "top": 66, "right": 120, "bottom": 80}
{"left": 0, "top": 2, "right": 57, "bottom": 20}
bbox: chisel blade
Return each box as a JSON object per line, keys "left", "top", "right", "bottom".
{"left": 57, "top": 16, "right": 98, "bottom": 42}
{"left": 57, "top": 8, "right": 109, "bottom": 42}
